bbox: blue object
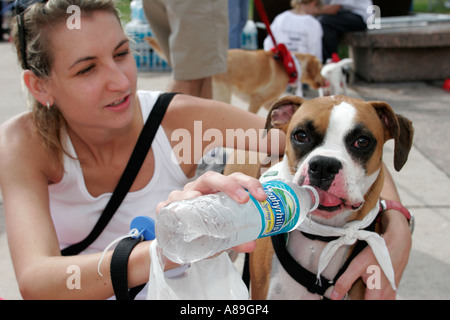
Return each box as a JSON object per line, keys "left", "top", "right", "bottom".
{"left": 130, "top": 216, "right": 156, "bottom": 241}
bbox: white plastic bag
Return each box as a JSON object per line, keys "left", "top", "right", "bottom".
{"left": 147, "top": 240, "right": 248, "bottom": 300}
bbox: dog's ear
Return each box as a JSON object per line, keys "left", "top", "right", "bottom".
{"left": 370, "top": 101, "right": 414, "bottom": 171}
{"left": 264, "top": 96, "right": 304, "bottom": 134}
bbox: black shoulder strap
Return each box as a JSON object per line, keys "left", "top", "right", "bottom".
{"left": 61, "top": 92, "right": 177, "bottom": 256}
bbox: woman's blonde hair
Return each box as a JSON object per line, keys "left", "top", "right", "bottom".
{"left": 11, "top": 0, "right": 121, "bottom": 159}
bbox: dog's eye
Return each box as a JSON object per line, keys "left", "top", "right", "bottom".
{"left": 293, "top": 130, "right": 310, "bottom": 143}
{"left": 354, "top": 136, "right": 370, "bottom": 149}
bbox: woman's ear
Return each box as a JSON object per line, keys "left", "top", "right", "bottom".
{"left": 23, "top": 70, "right": 53, "bottom": 106}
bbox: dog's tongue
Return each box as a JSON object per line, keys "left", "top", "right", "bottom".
{"left": 317, "top": 189, "right": 342, "bottom": 207}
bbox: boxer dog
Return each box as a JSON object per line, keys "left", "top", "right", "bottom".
{"left": 225, "top": 95, "right": 413, "bottom": 299}
{"left": 319, "top": 58, "right": 353, "bottom": 97}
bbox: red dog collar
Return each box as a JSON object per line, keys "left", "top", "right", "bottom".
{"left": 271, "top": 44, "right": 298, "bottom": 84}
{"left": 380, "top": 200, "right": 415, "bottom": 234}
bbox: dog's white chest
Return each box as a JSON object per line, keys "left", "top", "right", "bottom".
{"left": 266, "top": 231, "right": 350, "bottom": 300}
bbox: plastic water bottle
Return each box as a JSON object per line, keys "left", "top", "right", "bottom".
{"left": 124, "top": 0, "right": 171, "bottom": 72}
{"left": 155, "top": 180, "right": 319, "bottom": 264}
{"left": 241, "top": 20, "right": 258, "bottom": 50}
{"left": 129, "top": 0, "right": 145, "bottom": 22}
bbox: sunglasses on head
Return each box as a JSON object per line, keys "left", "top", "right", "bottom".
{"left": 13, "top": 0, "right": 49, "bottom": 70}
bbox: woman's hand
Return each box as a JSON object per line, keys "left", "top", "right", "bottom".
{"left": 330, "top": 165, "right": 412, "bottom": 300}
{"left": 156, "top": 171, "right": 266, "bottom": 211}
{"left": 331, "top": 209, "right": 412, "bottom": 300}
{"left": 156, "top": 171, "right": 267, "bottom": 253}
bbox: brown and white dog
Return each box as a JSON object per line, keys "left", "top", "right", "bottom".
{"left": 144, "top": 37, "right": 323, "bottom": 114}
{"left": 225, "top": 95, "right": 413, "bottom": 299}
{"left": 212, "top": 49, "right": 323, "bottom": 114}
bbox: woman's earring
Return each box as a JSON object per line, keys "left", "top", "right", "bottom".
{"left": 46, "top": 101, "right": 51, "bottom": 110}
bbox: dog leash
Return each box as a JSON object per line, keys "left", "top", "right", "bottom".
{"left": 253, "top": 0, "right": 276, "bottom": 50}
{"left": 253, "top": 0, "right": 298, "bottom": 84}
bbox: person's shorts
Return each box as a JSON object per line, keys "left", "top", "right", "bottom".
{"left": 143, "top": 0, "right": 228, "bottom": 81}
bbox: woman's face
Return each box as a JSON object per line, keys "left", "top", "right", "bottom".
{"left": 45, "top": 10, "right": 138, "bottom": 132}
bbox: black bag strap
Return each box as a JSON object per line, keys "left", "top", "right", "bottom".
{"left": 110, "top": 236, "right": 146, "bottom": 300}
{"left": 61, "top": 92, "right": 177, "bottom": 256}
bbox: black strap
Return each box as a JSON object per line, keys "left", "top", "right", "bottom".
{"left": 300, "top": 232, "right": 339, "bottom": 242}
{"left": 272, "top": 234, "right": 331, "bottom": 296}
{"left": 242, "top": 252, "right": 251, "bottom": 289}
{"left": 110, "top": 236, "right": 146, "bottom": 300}
{"left": 271, "top": 217, "right": 378, "bottom": 298}
{"left": 61, "top": 92, "right": 177, "bottom": 256}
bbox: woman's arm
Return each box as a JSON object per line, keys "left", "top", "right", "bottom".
{"left": 0, "top": 115, "right": 135, "bottom": 299}
{"left": 0, "top": 115, "right": 265, "bottom": 299}
{"left": 162, "top": 94, "right": 285, "bottom": 176}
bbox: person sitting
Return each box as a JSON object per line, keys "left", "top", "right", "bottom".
{"left": 316, "top": 0, "right": 373, "bottom": 62}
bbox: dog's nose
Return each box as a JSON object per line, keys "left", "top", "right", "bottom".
{"left": 308, "top": 156, "right": 343, "bottom": 190}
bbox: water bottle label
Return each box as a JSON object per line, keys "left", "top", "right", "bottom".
{"left": 249, "top": 181, "right": 300, "bottom": 238}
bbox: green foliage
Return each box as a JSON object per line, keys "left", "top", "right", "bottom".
{"left": 413, "top": 0, "right": 450, "bottom": 13}
{"left": 116, "top": 0, "right": 131, "bottom": 23}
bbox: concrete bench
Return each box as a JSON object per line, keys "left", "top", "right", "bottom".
{"left": 341, "top": 14, "right": 450, "bottom": 82}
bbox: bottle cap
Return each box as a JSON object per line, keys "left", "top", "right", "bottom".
{"left": 130, "top": 216, "right": 156, "bottom": 241}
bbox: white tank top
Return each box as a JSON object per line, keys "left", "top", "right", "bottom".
{"left": 49, "top": 91, "right": 190, "bottom": 254}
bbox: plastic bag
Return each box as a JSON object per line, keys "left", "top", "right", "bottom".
{"left": 147, "top": 240, "right": 248, "bottom": 300}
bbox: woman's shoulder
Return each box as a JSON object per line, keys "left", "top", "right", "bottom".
{"left": 0, "top": 112, "right": 36, "bottom": 149}
{"left": 0, "top": 112, "right": 54, "bottom": 172}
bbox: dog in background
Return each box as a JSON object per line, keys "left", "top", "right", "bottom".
{"left": 145, "top": 37, "right": 323, "bottom": 114}
{"left": 319, "top": 58, "right": 353, "bottom": 97}
{"left": 212, "top": 49, "right": 323, "bottom": 114}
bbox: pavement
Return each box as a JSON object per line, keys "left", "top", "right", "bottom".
{"left": 0, "top": 41, "right": 449, "bottom": 300}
